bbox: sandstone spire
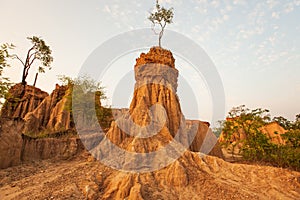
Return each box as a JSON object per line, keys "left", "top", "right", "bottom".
{"left": 88, "top": 47, "right": 223, "bottom": 172}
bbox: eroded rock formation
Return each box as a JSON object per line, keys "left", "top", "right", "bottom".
{"left": 84, "top": 47, "right": 227, "bottom": 199}
{"left": 1, "top": 84, "right": 48, "bottom": 119}
{"left": 1, "top": 83, "right": 73, "bottom": 135}
{"left": 1, "top": 48, "right": 299, "bottom": 200}
{"left": 0, "top": 118, "right": 24, "bottom": 169}
{"left": 23, "top": 84, "right": 73, "bottom": 135}
{"left": 0, "top": 84, "right": 79, "bottom": 169}
{"left": 186, "top": 120, "right": 223, "bottom": 157}
{"left": 83, "top": 47, "right": 223, "bottom": 187}
{"left": 21, "top": 135, "right": 84, "bottom": 162}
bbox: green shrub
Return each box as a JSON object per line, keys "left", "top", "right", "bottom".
{"left": 58, "top": 75, "right": 113, "bottom": 131}
{"left": 221, "top": 105, "right": 300, "bottom": 171}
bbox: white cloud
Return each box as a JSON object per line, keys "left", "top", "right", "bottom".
{"left": 160, "top": 0, "right": 173, "bottom": 4}
{"left": 198, "top": 0, "right": 208, "bottom": 4}
{"left": 226, "top": 5, "right": 233, "bottom": 11}
{"left": 271, "top": 11, "right": 280, "bottom": 19}
{"left": 220, "top": 5, "right": 232, "bottom": 15}
{"left": 233, "top": 0, "right": 246, "bottom": 5}
{"left": 211, "top": 0, "right": 220, "bottom": 8}
{"left": 294, "top": 0, "right": 300, "bottom": 6}
{"left": 237, "top": 26, "right": 264, "bottom": 40}
{"left": 247, "top": 2, "right": 266, "bottom": 27}
{"left": 195, "top": 6, "right": 208, "bottom": 15}
{"left": 209, "top": 17, "right": 225, "bottom": 32}
{"left": 268, "top": 36, "right": 276, "bottom": 46}
{"left": 284, "top": 2, "right": 295, "bottom": 13}
{"left": 223, "top": 14, "right": 229, "bottom": 21}
{"left": 196, "top": 30, "right": 211, "bottom": 43}
{"left": 266, "top": 0, "right": 279, "bottom": 9}
{"left": 103, "top": 5, "right": 111, "bottom": 13}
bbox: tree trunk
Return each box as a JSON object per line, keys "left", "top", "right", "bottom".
{"left": 159, "top": 31, "right": 163, "bottom": 47}
{"left": 33, "top": 73, "right": 38, "bottom": 87}
{"left": 21, "top": 67, "right": 27, "bottom": 85}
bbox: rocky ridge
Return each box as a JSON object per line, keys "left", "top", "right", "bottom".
{"left": 1, "top": 84, "right": 48, "bottom": 119}
{"left": 1, "top": 83, "right": 73, "bottom": 135}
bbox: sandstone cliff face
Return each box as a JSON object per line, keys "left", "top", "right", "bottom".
{"left": 260, "top": 122, "right": 287, "bottom": 144}
{"left": 186, "top": 120, "right": 224, "bottom": 158}
{"left": 0, "top": 118, "right": 24, "bottom": 169}
{"left": 1, "top": 84, "right": 48, "bottom": 119}
{"left": 1, "top": 83, "right": 73, "bottom": 135}
{"left": 21, "top": 135, "right": 84, "bottom": 161}
{"left": 0, "top": 84, "right": 79, "bottom": 169}
{"left": 0, "top": 118, "right": 84, "bottom": 169}
{"left": 23, "top": 84, "right": 73, "bottom": 135}
{"left": 0, "top": 82, "right": 109, "bottom": 169}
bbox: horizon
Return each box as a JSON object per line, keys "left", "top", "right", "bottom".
{"left": 1, "top": 0, "right": 299, "bottom": 123}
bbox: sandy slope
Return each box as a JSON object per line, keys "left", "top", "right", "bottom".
{"left": 0, "top": 152, "right": 299, "bottom": 200}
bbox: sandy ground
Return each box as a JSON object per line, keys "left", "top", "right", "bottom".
{"left": 0, "top": 152, "right": 299, "bottom": 200}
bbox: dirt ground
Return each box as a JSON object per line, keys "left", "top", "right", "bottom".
{"left": 0, "top": 151, "right": 299, "bottom": 200}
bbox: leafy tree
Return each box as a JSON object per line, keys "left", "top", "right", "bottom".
{"left": 58, "top": 75, "right": 112, "bottom": 131}
{"left": 12, "top": 36, "right": 53, "bottom": 85}
{"left": 273, "top": 114, "right": 300, "bottom": 130}
{"left": 282, "top": 129, "right": 300, "bottom": 148}
{"left": 220, "top": 105, "right": 270, "bottom": 156}
{"left": 0, "top": 43, "right": 14, "bottom": 103}
{"left": 148, "top": 0, "right": 174, "bottom": 47}
{"left": 294, "top": 114, "right": 300, "bottom": 130}
{"left": 272, "top": 116, "right": 293, "bottom": 130}
{"left": 220, "top": 105, "right": 300, "bottom": 170}
{"left": 296, "top": 114, "right": 300, "bottom": 122}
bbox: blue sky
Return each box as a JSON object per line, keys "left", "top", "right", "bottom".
{"left": 1, "top": 0, "right": 299, "bottom": 123}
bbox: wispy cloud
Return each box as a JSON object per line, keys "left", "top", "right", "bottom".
{"left": 233, "top": 0, "right": 246, "bottom": 6}
{"left": 284, "top": 2, "right": 295, "bottom": 13}
{"left": 266, "top": 0, "right": 279, "bottom": 9}
{"left": 271, "top": 11, "right": 280, "bottom": 19}
{"left": 211, "top": 0, "right": 220, "bottom": 8}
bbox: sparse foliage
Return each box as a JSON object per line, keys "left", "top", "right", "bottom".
{"left": 282, "top": 129, "right": 300, "bottom": 148}
{"left": 58, "top": 75, "right": 112, "bottom": 131}
{"left": 273, "top": 116, "right": 293, "bottom": 130}
{"left": 0, "top": 43, "right": 14, "bottom": 103}
{"left": 12, "top": 36, "right": 53, "bottom": 85}
{"left": 273, "top": 115, "right": 300, "bottom": 130}
{"left": 220, "top": 105, "right": 300, "bottom": 170}
{"left": 220, "top": 105, "right": 270, "bottom": 156}
{"left": 294, "top": 114, "right": 300, "bottom": 130}
{"left": 148, "top": 0, "right": 174, "bottom": 47}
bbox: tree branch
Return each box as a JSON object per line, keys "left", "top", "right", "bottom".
{"left": 151, "top": 22, "right": 161, "bottom": 35}
{"left": 25, "top": 45, "right": 36, "bottom": 67}
{"left": 11, "top": 54, "right": 25, "bottom": 67}
{"left": 28, "top": 51, "right": 38, "bottom": 62}
{"left": 28, "top": 57, "right": 37, "bottom": 69}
